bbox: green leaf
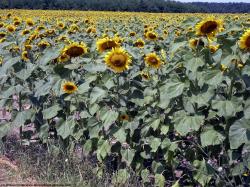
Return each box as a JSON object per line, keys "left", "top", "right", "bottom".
{"left": 184, "top": 57, "right": 205, "bottom": 73}
{"left": 202, "top": 69, "right": 223, "bottom": 87}
{"left": 159, "top": 79, "right": 186, "bottom": 108}
{"left": 13, "top": 109, "right": 35, "bottom": 127}
{"left": 112, "top": 169, "right": 130, "bottom": 185}
{"left": 114, "top": 128, "right": 127, "bottom": 143}
{"left": 155, "top": 174, "right": 165, "bottom": 187}
{"left": 100, "top": 108, "right": 118, "bottom": 131}
{"left": 0, "top": 123, "right": 11, "bottom": 139}
{"left": 97, "top": 139, "right": 111, "bottom": 161}
{"left": 173, "top": 112, "right": 204, "bottom": 136}
{"left": 229, "top": 118, "right": 250, "bottom": 149}
{"left": 56, "top": 117, "right": 76, "bottom": 139}
{"left": 15, "top": 63, "right": 36, "bottom": 80}
{"left": 151, "top": 119, "right": 161, "bottom": 131}
{"left": 141, "top": 169, "right": 150, "bottom": 183}
{"left": 200, "top": 128, "right": 225, "bottom": 147}
{"left": 42, "top": 104, "right": 62, "bottom": 119}
{"left": 83, "top": 63, "right": 106, "bottom": 72}
{"left": 121, "top": 148, "right": 135, "bottom": 165}
{"left": 90, "top": 87, "right": 106, "bottom": 104}
{"left": 193, "top": 159, "right": 213, "bottom": 186}
{"left": 149, "top": 137, "right": 161, "bottom": 152}
{"left": 212, "top": 100, "right": 241, "bottom": 118}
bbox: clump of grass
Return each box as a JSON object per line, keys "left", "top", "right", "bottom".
{"left": 2, "top": 138, "right": 142, "bottom": 186}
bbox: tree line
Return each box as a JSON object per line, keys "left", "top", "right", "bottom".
{"left": 0, "top": 0, "right": 249, "bottom": 13}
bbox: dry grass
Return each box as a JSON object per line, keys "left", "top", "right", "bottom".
{"left": 0, "top": 138, "right": 143, "bottom": 187}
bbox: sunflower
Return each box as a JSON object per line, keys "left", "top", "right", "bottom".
{"left": 24, "top": 44, "right": 32, "bottom": 51}
{"left": 62, "top": 81, "right": 78, "bottom": 94}
{"left": 0, "top": 22, "right": 4, "bottom": 28}
{"left": 195, "top": 17, "right": 223, "bottom": 38}
{"left": 62, "top": 43, "right": 88, "bottom": 58}
{"left": 144, "top": 53, "right": 162, "bottom": 69}
{"left": 0, "top": 32, "right": 6, "bottom": 39}
{"left": 140, "top": 71, "right": 150, "bottom": 80}
{"left": 58, "top": 53, "right": 70, "bottom": 63}
{"left": 134, "top": 38, "right": 145, "bottom": 48}
{"left": 145, "top": 31, "right": 158, "bottom": 40}
{"left": 129, "top": 32, "right": 136, "bottom": 37}
{"left": 6, "top": 25, "right": 16, "bottom": 33}
{"left": 57, "top": 22, "right": 65, "bottom": 29}
{"left": 208, "top": 44, "right": 219, "bottom": 53}
{"left": 104, "top": 48, "right": 132, "bottom": 73}
{"left": 119, "top": 114, "right": 129, "bottom": 121}
{"left": 189, "top": 38, "right": 204, "bottom": 49}
{"left": 22, "top": 51, "right": 29, "bottom": 61}
{"left": 96, "top": 37, "right": 120, "bottom": 53}
{"left": 38, "top": 40, "right": 51, "bottom": 48}
{"left": 239, "top": 29, "right": 250, "bottom": 51}
{"left": 26, "top": 18, "right": 34, "bottom": 27}
{"left": 14, "top": 20, "right": 21, "bottom": 26}
{"left": 21, "top": 29, "right": 30, "bottom": 35}
{"left": 0, "top": 38, "right": 6, "bottom": 43}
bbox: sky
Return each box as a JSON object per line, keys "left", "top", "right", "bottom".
{"left": 177, "top": 0, "right": 250, "bottom": 2}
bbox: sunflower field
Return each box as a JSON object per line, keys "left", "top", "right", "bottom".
{"left": 1, "top": 9, "right": 250, "bottom": 186}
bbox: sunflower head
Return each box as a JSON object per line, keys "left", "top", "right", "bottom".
{"left": 6, "top": 25, "right": 16, "bottom": 33}
{"left": 144, "top": 53, "right": 162, "bottom": 69}
{"left": 134, "top": 38, "right": 145, "bottom": 48}
{"left": 209, "top": 44, "right": 220, "bottom": 53}
{"left": 104, "top": 47, "right": 132, "bottom": 73}
{"left": 0, "top": 32, "right": 6, "bottom": 39}
{"left": 38, "top": 40, "right": 51, "bottom": 48}
{"left": 62, "top": 81, "right": 78, "bottom": 94}
{"left": 21, "top": 29, "right": 30, "bottom": 35}
{"left": 22, "top": 51, "right": 29, "bottom": 61}
{"left": 195, "top": 17, "right": 223, "bottom": 38}
{"left": 96, "top": 37, "right": 120, "bottom": 53}
{"left": 129, "top": 32, "right": 136, "bottom": 37}
{"left": 26, "top": 18, "right": 34, "bottom": 27}
{"left": 189, "top": 38, "right": 204, "bottom": 49}
{"left": 239, "top": 29, "right": 250, "bottom": 52}
{"left": 145, "top": 31, "right": 158, "bottom": 40}
{"left": 140, "top": 71, "right": 150, "bottom": 80}
{"left": 119, "top": 114, "right": 129, "bottom": 121}
{"left": 57, "top": 53, "right": 70, "bottom": 63}
{"left": 62, "top": 43, "right": 88, "bottom": 58}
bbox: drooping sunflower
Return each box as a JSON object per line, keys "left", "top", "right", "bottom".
{"left": 134, "top": 38, "right": 145, "bottom": 48}
{"left": 21, "top": 51, "right": 29, "bottom": 61}
{"left": 195, "top": 17, "right": 223, "bottom": 38}
{"left": 62, "top": 81, "right": 78, "bottom": 94}
{"left": 145, "top": 31, "right": 158, "bottom": 41}
{"left": 239, "top": 29, "right": 250, "bottom": 51}
{"left": 62, "top": 43, "right": 88, "bottom": 58}
{"left": 38, "top": 40, "right": 51, "bottom": 48}
{"left": 96, "top": 37, "right": 120, "bottom": 53}
{"left": 104, "top": 48, "right": 132, "bottom": 73}
{"left": 144, "top": 53, "right": 162, "bottom": 69}
{"left": 0, "top": 32, "right": 6, "bottom": 39}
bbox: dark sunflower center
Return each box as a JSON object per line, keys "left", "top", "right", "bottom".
{"left": 66, "top": 46, "right": 84, "bottom": 57}
{"left": 149, "top": 57, "right": 158, "bottom": 65}
{"left": 200, "top": 21, "right": 218, "bottom": 34}
{"left": 65, "top": 85, "right": 75, "bottom": 91}
{"left": 148, "top": 33, "right": 156, "bottom": 39}
{"left": 136, "top": 41, "right": 144, "bottom": 47}
{"left": 246, "top": 36, "right": 250, "bottom": 48}
{"left": 111, "top": 54, "right": 126, "bottom": 67}
{"left": 102, "top": 41, "right": 117, "bottom": 50}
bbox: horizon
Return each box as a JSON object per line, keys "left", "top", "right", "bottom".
{"left": 177, "top": 0, "right": 249, "bottom": 2}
